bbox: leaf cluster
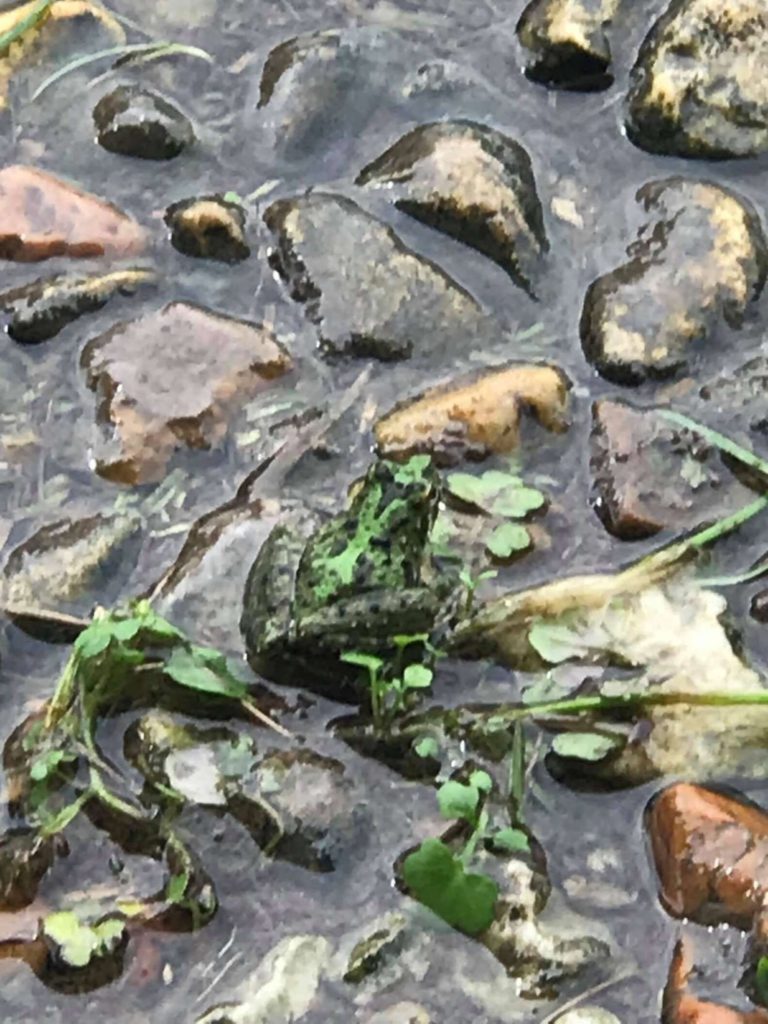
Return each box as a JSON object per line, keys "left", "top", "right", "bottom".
{"left": 402, "top": 770, "right": 530, "bottom": 936}
{"left": 445, "top": 469, "right": 545, "bottom": 561}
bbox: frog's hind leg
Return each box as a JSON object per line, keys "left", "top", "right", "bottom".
{"left": 241, "top": 524, "right": 304, "bottom": 666}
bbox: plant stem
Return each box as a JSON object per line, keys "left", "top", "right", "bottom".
{"left": 496, "top": 689, "right": 768, "bottom": 723}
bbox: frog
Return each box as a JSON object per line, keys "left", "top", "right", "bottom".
{"left": 240, "top": 454, "right": 458, "bottom": 695}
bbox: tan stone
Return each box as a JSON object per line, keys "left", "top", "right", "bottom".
{"left": 81, "top": 302, "right": 293, "bottom": 484}
{"left": 0, "top": 166, "right": 146, "bottom": 261}
{"left": 374, "top": 363, "right": 570, "bottom": 464}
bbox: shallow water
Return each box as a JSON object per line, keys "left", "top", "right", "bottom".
{"left": 2, "top": 0, "right": 768, "bottom": 1020}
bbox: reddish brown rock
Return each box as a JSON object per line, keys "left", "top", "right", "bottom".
{"left": 663, "top": 938, "right": 768, "bottom": 1024}
{"left": 0, "top": 166, "right": 146, "bottom": 262}
{"left": 648, "top": 783, "right": 768, "bottom": 929}
{"left": 375, "top": 363, "right": 570, "bottom": 464}
{"left": 81, "top": 302, "right": 293, "bottom": 484}
{"left": 590, "top": 400, "right": 750, "bottom": 540}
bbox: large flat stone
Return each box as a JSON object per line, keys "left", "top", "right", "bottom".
{"left": 81, "top": 302, "right": 293, "bottom": 484}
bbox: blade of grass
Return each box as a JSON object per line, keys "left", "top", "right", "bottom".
{"left": 0, "top": 0, "right": 51, "bottom": 52}
{"left": 31, "top": 41, "right": 213, "bottom": 102}
{"left": 659, "top": 409, "right": 768, "bottom": 481}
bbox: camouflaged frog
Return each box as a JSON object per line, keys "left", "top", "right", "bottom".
{"left": 240, "top": 455, "right": 457, "bottom": 695}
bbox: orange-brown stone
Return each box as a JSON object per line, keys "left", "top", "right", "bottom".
{"left": 0, "top": 166, "right": 146, "bottom": 261}
{"left": 648, "top": 783, "right": 768, "bottom": 929}
{"left": 663, "top": 938, "right": 768, "bottom": 1024}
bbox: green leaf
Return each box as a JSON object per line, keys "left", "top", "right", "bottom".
{"left": 468, "top": 770, "right": 492, "bottom": 794}
{"left": 166, "top": 870, "right": 189, "bottom": 904}
{"left": 446, "top": 470, "right": 545, "bottom": 519}
{"left": 165, "top": 649, "right": 246, "bottom": 700}
{"left": 402, "top": 664, "right": 433, "bottom": 689}
{"left": 403, "top": 838, "right": 498, "bottom": 936}
{"left": 414, "top": 736, "right": 439, "bottom": 759}
{"left": 489, "top": 486, "right": 545, "bottom": 519}
{"left": 437, "top": 780, "right": 479, "bottom": 823}
{"left": 74, "top": 622, "right": 113, "bottom": 659}
{"left": 522, "top": 673, "right": 574, "bottom": 705}
{"left": 340, "top": 652, "right": 384, "bottom": 673}
{"left": 756, "top": 956, "right": 768, "bottom": 1006}
{"left": 42, "top": 911, "right": 125, "bottom": 968}
{"left": 551, "top": 732, "right": 622, "bottom": 762}
{"left": 223, "top": 191, "right": 243, "bottom": 205}
{"left": 528, "top": 620, "right": 587, "bottom": 664}
{"left": 29, "top": 749, "right": 69, "bottom": 781}
{"left": 485, "top": 523, "right": 531, "bottom": 559}
{"left": 491, "top": 828, "right": 531, "bottom": 854}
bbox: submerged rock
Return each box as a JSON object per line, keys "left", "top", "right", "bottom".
{"left": 264, "top": 193, "right": 484, "bottom": 361}
{"left": 365, "top": 1004, "right": 430, "bottom": 1024}
{"left": 165, "top": 196, "right": 250, "bottom": 263}
{"left": 626, "top": 0, "right": 768, "bottom": 160}
{"left": 0, "top": 268, "right": 156, "bottom": 344}
{"left": 482, "top": 856, "right": 609, "bottom": 993}
{"left": 375, "top": 363, "right": 570, "bottom": 464}
{"left": 196, "top": 934, "right": 330, "bottom": 1024}
{"left": 648, "top": 783, "right": 768, "bottom": 929}
{"left": 0, "top": 829, "right": 54, "bottom": 911}
{"left": 0, "top": 166, "right": 146, "bottom": 261}
{"left": 0, "top": 1, "right": 124, "bottom": 112}
{"left": 516, "top": 0, "right": 619, "bottom": 91}
{"left": 555, "top": 1009, "right": 621, "bottom": 1024}
{"left": 589, "top": 399, "right": 751, "bottom": 540}
{"left": 230, "top": 748, "right": 367, "bottom": 872}
{"left": 581, "top": 178, "right": 767, "bottom": 384}
{"left": 93, "top": 86, "right": 194, "bottom": 160}
{"left": 357, "top": 120, "right": 547, "bottom": 295}
{"left": 1, "top": 512, "right": 141, "bottom": 635}
{"left": 81, "top": 302, "right": 293, "bottom": 484}
{"left": 663, "top": 936, "right": 768, "bottom": 1024}
{"left": 256, "top": 28, "right": 390, "bottom": 160}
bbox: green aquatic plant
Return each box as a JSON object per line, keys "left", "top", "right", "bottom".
{"left": 403, "top": 770, "right": 529, "bottom": 936}
{"left": 341, "top": 635, "right": 436, "bottom": 733}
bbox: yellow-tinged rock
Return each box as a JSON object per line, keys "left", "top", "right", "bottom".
{"left": 0, "top": 1, "right": 124, "bottom": 110}
{"left": 374, "top": 363, "right": 570, "bottom": 464}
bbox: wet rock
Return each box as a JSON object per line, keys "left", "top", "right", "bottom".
{"left": 195, "top": 934, "right": 330, "bottom": 1024}
{"left": 124, "top": 711, "right": 257, "bottom": 807}
{"left": 0, "top": 1, "right": 124, "bottom": 112}
{"left": 93, "top": 85, "right": 194, "bottom": 160}
{"left": 626, "top": 0, "right": 768, "bottom": 160}
{"left": 699, "top": 356, "right": 768, "bottom": 437}
{"left": 647, "top": 783, "right": 768, "bottom": 929}
{"left": 0, "top": 268, "right": 156, "bottom": 344}
{"left": 165, "top": 195, "right": 249, "bottom": 263}
{"left": 0, "top": 829, "right": 54, "bottom": 910}
{"left": 751, "top": 590, "right": 768, "bottom": 624}
{"left": 229, "top": 748, "right": 367, "bottom": 872}
{"left": 81, "top": 302, "right": 293, "bottom": 484}
{"left": 483, "top": 856, "right": 609, "bottom": 994}
{"left": 663, "top": 937, "right": 768, "bottom": 1024}
{"left": 264, "top": 193, "right": 484, "bottom": 361}
{"left": 375, "top": 363, "right": 570, "bottom": 465}
{"left": 357, "top": 120, "right": 547, "bottom": 295}
{"left": 0, "top": 166, "right": 146, "bottom": 261}
{"left": 256, "top": 28, "right": 390, "bottom": 160}
{"left": 516, "top": 0, "right": 619, "bottom": 91}
{"left": 1, "top": 512, "right": 141, "bottom": 636}
{"left": 589, "top": 399, "right": 751, "bottom": 540}
{"left": 581, "top": 178, "right": 767, "bottom": 385}
{"left": 342, "top": 912, "right": 408, "bottom": 983}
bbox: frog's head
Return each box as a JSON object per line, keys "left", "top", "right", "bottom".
{"left": 363, "top": 454, "right": 441, "bottom": 539}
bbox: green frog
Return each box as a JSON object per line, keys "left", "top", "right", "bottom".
{"left": 240, "top": 455, "right": 456, "bottom": 694}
